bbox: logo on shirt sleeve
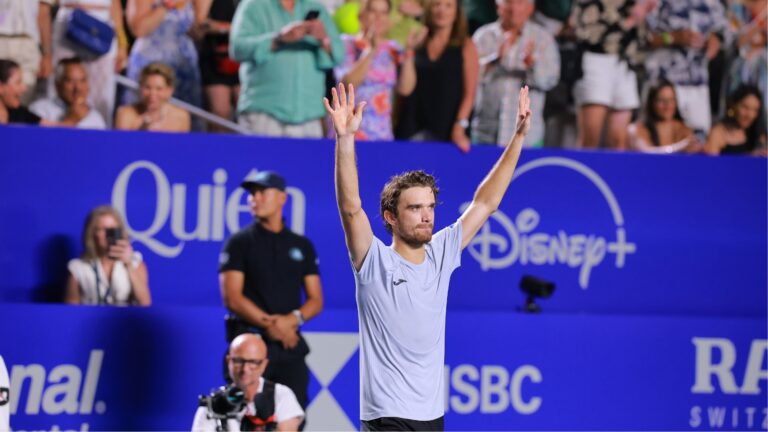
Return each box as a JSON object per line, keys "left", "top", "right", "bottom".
{"left": 289, "top": 247, "right": 304, "bottom": 262}
{"left": 219, "top": 252, "right": 230, "bottom": 266}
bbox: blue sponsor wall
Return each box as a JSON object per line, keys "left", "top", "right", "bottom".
{"left": 0, "top": 304, "right": 765, "bottom": 431}
{"left": 0, "top": 125, "right": 765, "bottom": 315}
{"left": 0, "top": 126, "right": 766, "bottom": 430}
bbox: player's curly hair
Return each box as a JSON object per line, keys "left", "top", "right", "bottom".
{"left": 380, "top": 170, "right": 439, "bottom": 234}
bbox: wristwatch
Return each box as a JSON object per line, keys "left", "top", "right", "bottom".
{"left": 456, "top": 118, "right": 469, "bottom": 129}
{"left": 292, "top": 309, "right": 305, "bottom": 326}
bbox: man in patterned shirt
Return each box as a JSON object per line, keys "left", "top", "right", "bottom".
{"left": 645, "top": 0, "right": 729, "bottom": 134}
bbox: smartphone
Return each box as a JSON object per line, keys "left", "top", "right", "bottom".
{"left": 106, "top": 228, "right": 122, "bottom": 247}
{"left": 304, "top": 10, "right": 320, "bottom": 20}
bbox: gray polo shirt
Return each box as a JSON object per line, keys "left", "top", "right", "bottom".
{"left": 355, "top": 222, "right": 462, "bottom": 421}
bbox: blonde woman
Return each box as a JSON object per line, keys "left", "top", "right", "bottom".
{"left": 115, "top": 62, "right": 191, "bottom": 131}
{"left": 65, "top": 205, "right": 151, "bottom": 306}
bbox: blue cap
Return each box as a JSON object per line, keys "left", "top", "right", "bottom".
{"left": 240, "top": 171, "right": 286, "bottom": 192}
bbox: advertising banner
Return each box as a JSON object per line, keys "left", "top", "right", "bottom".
{"left": 1, "top": 304, "right": 765, "bottom": 431}
{"left": 1, "top": 126, "right": 765, "bottom": 316}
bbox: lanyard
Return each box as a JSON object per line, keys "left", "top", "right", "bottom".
{"left": 91, "top": 261, "right": 113, "bottom": 305}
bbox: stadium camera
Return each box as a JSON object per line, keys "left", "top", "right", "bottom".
{"left": 520, "top": 275, "right": 555, "bottom": 313}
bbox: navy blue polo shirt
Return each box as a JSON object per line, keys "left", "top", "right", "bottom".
{"left": 219, "top": 221, "right": 319, "bottom": 314}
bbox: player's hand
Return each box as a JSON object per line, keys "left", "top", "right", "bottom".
{"left": 515, "top": 86, "right": 531, "bottom": 137}
{"left": 324, "top": 83, "right": 367, "bottom": 138}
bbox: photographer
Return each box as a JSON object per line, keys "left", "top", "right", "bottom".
{"left": 192, "top": 334, "right": 304, "bottom": 432}
{"left": 65, "top": 205, "right": 151, "bottom": 306}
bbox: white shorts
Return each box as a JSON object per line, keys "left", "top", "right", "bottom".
{"left": 573, "top": 52, "right": 640, "bottom": 110}
{"left": 238, "top": 112, "right": 323, "bottom": 138}
{"left": 674, "top": 85, "right": 711, "bottom": 132}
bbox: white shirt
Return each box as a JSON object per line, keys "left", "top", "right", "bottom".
{"left": 191, "top": 378, "right": 304, "bottom": 432}
{"left": 57, "top": 0, "right": 113, "bottom": 23}
{"left": 0, "top": 0, "right": 54, "bottom": 41}
{"left": 67, "top": 253, "right": 142, "bottom": 305}
{"left": 29, "top": 98, "right": 107, "bottom": 129}
{"left": 355, "top": 223, "right": 463, "bottom": 421}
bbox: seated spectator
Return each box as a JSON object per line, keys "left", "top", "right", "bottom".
{"left": 65, "top": 205, "right": 151, "bottom": 306}
{"left": 115, "top": 62, "right": 191, "bottom": 132}
{"left": 230, "top": 0, "right": 344, "bottom": 138}
{"left": 472, "top": 0, "right": 560, "bottom": 148}
{"left": 395, "top": 0, "right": 479, "bottom": 152}
{"left": 0, "top": 59, "right": 50, "bottom": 125}
{"left": 629, "top": 80, "right": 699, "bottom": 154}
{"left": 705, "top": 85, "right": 767, "bottom": 156}
{"left": 30, "top": 57, "right": 107, "bottom": 129}
{"left": 125, "top": 0, "right": 204, "bottom": 130}
{"left": 331, "top": 0, "right": 422, "bottom": 141}
{"left": 50, "top": 0, "right": 128, "bottom": 127}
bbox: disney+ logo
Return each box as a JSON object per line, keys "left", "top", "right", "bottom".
{"left": 465, "top": 157, "right": 637, "bottom": 289}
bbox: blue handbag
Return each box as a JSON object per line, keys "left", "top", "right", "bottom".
{"left": 66, "top": 9, "right": 115, "bottom": 56}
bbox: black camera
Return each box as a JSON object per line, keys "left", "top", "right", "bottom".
{"left": 200, "top": 385, "right": 246, "bottom": 418}
{"left": 105, "top": 227, "right": 122, "bottom": 246}
{"left": 520, "top": 275, "right": 555, "bottom": 313}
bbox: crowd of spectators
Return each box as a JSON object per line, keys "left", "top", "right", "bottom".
{"left": 0, "top": 0, "right": 766, "bottom": 156}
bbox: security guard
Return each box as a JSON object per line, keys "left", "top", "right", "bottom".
{"left": 219, "top": 170, "right": 323, "bottom": 413}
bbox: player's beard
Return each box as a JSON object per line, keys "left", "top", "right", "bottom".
{"left": 398, "top": 223, "right": 434, "bottom": 248}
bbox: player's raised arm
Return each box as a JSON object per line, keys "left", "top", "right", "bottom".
{"left": 459, "top": 86, "right": 531, "bottom": 249}
{"left": 325, "top": 83, "right": 373, "bottom": 271}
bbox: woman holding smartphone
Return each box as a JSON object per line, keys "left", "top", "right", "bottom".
{"left": 65, "top": 205, "right": 151, "bottom": 306}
